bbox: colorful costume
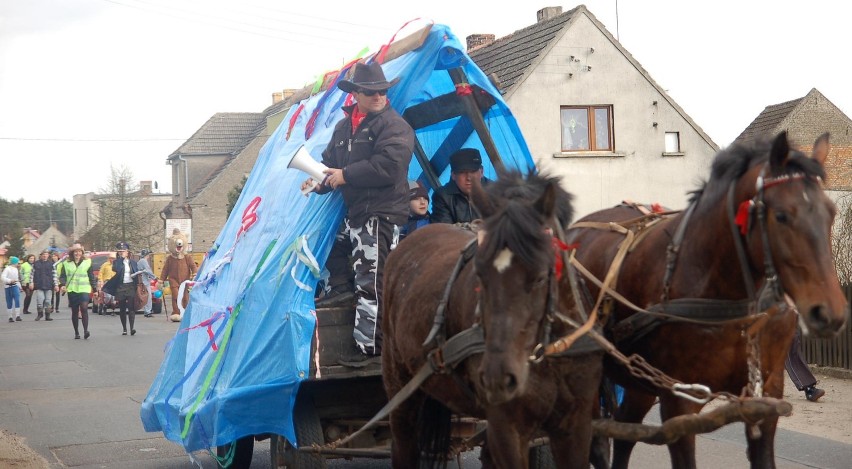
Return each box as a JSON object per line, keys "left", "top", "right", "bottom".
{"left": 160, "top": 229, "right": 196, "bottom": 322}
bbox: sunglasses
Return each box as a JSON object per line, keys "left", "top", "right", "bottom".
{"left": 357, "top": 89, "right": 387, "bottom": 97}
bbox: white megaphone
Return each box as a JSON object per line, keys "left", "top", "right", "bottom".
{"left": 287, "top": 146, "right": 330, "bottom": 195}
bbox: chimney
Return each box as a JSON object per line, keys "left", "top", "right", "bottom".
{"left": 139, "top": 180, "right": 153, "bottom": 195}
{"left": 537, "top": 6, "right": 563, "bottom": 22}
{"left": 466, "top": 33, "right": 495, "bottom": 51}
{"left": 272, "top": 89, "right": 299, "bottom": 104}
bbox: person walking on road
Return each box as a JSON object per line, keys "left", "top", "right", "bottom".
{"left": 133, "top": 249, "right": 155, "bottom": 317}
{"left": 103, "top": 242, "right": 139, "bottom": 336}
{"left": 20, "top": 254, "right": 35, "bottom": 314}
{"left": 2, "top": 256, "right": 23, "bottom": 322}
{"left": 786, "top": 325, "right": 826, "bottom": 402}
{"left": 51, "top": 252, "right": 63, "bottom": 314}
{"left": 58, "top": 245, "right": 96, "bottom": 339}
{"left": 32, "top": 250, "right": 55, "bottom": 321}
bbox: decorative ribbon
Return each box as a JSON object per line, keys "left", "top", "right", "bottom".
{"left": 176, "top": 309, "right": 229, "bottom": 352}
{"left": 278, "top": 235, "right": 321, "bottom": 291}
{"left": 735, "top": 200, "right": 754, "bottom": 235}
{"left": 286, "top": 103, "right": 305, "bottom": 140}
{"left": 455, "top": 83, "right": 473, "bottom": 96}
{"left": 375, "top": 18, "right": 428, "bottom": 64}
{"left": 552, "top": 237, "right": 578, "bottom": 281}
{"left": 304, "top": 48, "right": 369, "bottom": 140}
{"left": 311, "top": 310, "right": 322, "bottom": 379}
{"left": 236, "top": 196, "right": 261, "bottom": 241}
{"left": 180, "top": 240, "right": 277, "bottom": 440}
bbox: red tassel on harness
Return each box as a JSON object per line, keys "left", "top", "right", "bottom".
{"left": 735, "top": 200, "right": 753, "bottom": 235}
{"left": 552, "top": 238, "right": 579, "bottom": 281}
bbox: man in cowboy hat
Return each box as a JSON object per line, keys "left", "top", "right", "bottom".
{"left": 301, "top": 61, "right": 415, "bottom": 364}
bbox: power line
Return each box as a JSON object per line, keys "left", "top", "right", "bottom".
{"left": 0, "top": 137, "right": 183, "bottom": 142}
{"left": 99, "top": 0, "right": 392, "bottom": 46}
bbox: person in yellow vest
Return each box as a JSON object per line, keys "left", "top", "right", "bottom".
{"left": 96, "top": 253, "right": 116, "bottom": 315}
{"left": 58, "top": 244, "right": 96, "bottom": 340}
{"left": 20, "top": 254, "right": 35, "bottom": 314}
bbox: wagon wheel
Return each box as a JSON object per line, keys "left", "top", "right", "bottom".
{"left": 270, "top": 392, "right": 327, "bottom": 468}
{"left": 216, "top": 435, "right": 254, "bottom": 468}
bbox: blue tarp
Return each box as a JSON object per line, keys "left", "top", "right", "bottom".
{"left": 140, "top": 23, "right": 535, "bottom": 453}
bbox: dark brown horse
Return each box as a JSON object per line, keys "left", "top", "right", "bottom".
{"left": 567, "top": 132, "right": 848, "bottom": 469}
{"left": 382, "top": 171, "right": 604, "bottom": 468}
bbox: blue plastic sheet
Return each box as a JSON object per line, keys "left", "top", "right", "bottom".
{"left": 140, "top": 23, "right": 535, "bottom": 453}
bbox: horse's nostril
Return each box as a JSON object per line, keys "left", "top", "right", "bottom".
{"left": 504, "top": 373, "right": 517, "bottom": 393}
{"left": 807, "top": 305, "right": 829, "bottom": 329}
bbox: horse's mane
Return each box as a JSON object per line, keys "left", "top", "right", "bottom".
{"left": 478, "top": 171, "right": 574, "bottom": 270}
{"left": 690, "top": 135, "right": 826, "bottom": 208}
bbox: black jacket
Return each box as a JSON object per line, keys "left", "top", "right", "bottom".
{"left": 318, "top": 103, "right": 415, "bottom": 226}
{"left": 32, "top": 259, "right": 55, "bottom": 289}
{"left": 430, "top": 178, "right": 489, "bottom": 224}
{"left": 102, "top": 257, "right": 139, "bottom": 296}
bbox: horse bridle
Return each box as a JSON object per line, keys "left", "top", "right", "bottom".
{"left": 725, "top": 164, "right": 815, "bottom": 310}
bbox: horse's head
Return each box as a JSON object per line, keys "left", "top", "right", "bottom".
{"left": 734, "top": 132, "right": 848, "bottom": 337}
{"left": 470, "top": 171, "right": 574, "bottom": 404}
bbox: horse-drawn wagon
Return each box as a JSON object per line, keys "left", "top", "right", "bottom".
{"left": 140, "top": 17, "right": 848, "bottom": 469}
{"left": 140, "top": 21, "right": 558, "bottom": 469}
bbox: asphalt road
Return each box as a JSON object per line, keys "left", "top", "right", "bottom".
{"left": 0, "top": 305, "right": 849, "bottom": 468}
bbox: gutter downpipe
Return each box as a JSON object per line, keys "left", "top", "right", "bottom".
{"left": 176, "top": 155, "right": 189, "bottom": 206}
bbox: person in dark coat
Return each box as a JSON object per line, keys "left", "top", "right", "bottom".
{"left": 400, "top": 184, "right": 430, "bottom": 240}
{"left": 103, "top": 241, "right": 140, "bottom": 336}
{"left": 301, "top": 61, "right": 414, "bottom": 363}
{"left": 32, "top": 250, "right": 55, "bottom": 321}
{"left": 430, "top": 148, "right": 488, "bottom": 224}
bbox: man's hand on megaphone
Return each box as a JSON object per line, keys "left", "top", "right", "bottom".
{"left": 323, "top": 168, "right": 346, "bottom": 189}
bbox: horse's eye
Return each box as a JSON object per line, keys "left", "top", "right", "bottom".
{"left": 775, "top": 211, "right": 789, "bottom": 224}
{"left": 531, "top": 274, "right": 548, "bottom": 288}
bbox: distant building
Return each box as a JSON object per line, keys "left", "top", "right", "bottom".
{"left": 467, "top": 5, "right": 718, "bottom": 217}
{"left": 25, "top": 223, "right": 69, "bottom": 255}
{"left": 735, "top": 87, "right": 852, "bottom": 194}
{"left": 162, "top": 112, "right": 270, "bottom": 252}
{"left": 72, "top": 180, "right": 172, "bottom": 252}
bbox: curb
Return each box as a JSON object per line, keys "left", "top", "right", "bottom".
{"left": 810, "top": 365, "right": 852, "bottom": 380}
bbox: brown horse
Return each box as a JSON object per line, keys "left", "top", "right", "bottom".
{"left": 567, "top": 132, "right": 848, "bottom": 469}
{"left": 382, "top": 171, "right": 604, "bottom": 468}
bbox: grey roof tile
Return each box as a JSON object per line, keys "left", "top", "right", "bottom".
{"left": 168, "top": 112, "right": 266, "bottom": 159}
{"left": 469, "top": 6, "right": 578, "bottom": 94}
{"left": 735, "top": 97, "right": 802, "bottom": 143}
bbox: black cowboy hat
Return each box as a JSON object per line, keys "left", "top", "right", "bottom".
{"left": 337, "top": 62, "right": 400, "bottom": 93}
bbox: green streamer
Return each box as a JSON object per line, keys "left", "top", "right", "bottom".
{"left": 181, "top": 240, "right": 277, "bottom": 440}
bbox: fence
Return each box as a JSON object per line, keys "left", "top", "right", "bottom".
{"left": 801, "top": 284, "right": 852, "bottom": 370}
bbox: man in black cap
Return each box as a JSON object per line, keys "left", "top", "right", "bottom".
{"left": 300, "top": 61, "right": 415, "bottom": 364}
{"left": 430, "top": 148, "right": 487, "bottom": 224}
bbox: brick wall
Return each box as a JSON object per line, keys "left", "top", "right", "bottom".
{"left": 782, "top": 95, "right": 852, "bottom": 190}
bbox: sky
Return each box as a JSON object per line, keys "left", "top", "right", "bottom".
{"left": 1, "top": 0, "right": 850, "bottom": 203}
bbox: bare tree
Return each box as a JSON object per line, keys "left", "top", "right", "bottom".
{"left": 87, "top": 166, "right": 162, "bottom": 252}
{"left": 832, "top": 193, "right": 852, "bottom": 285}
